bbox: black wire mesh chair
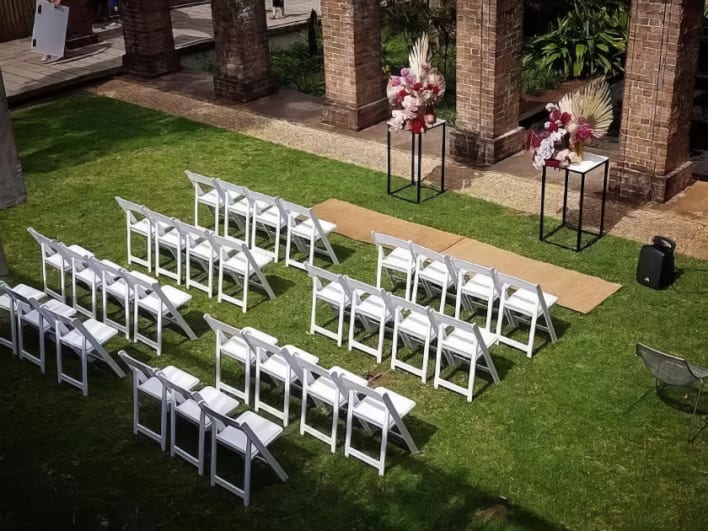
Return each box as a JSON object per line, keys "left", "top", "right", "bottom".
{"left": 636, "top": 343, "right": 708, "bottom": 415}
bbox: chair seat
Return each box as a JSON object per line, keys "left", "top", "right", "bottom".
{"left": 0, "top": 293, "right": 11, "bottom": 311}
{"left": 157, "top": 228, "right": 183, "bottom": 250}
{"left": 197, "top": 189, "right": 220, "bottom": 209}
{"left": 354, "top": 294, "right": 390, "bottom": 321}
{"left": 61, "top": 319, "right": 117, "bottom": 350}
{"left": 227, "top": 197, "right": 251, "bottom": 217}
{"left": 440, "top": 327, "right": 498, "bottom": 358}
{"left": 382, "top": 247, "right": 413, "bottom": 273}
{"left": 189, "top": 240, "right": 214, "bottom": 262}
{"left": 68, "top": 244, "right": 94, "bottom": 257}
{"left": 139, "top": 365, "right": 200, "bottom": 399}
{"left": 398, "top": 312, "right": 433, "bottom": 340}
{"left": 20, "top": 309, "right": 52, "bottom": 331}
{"left": 689, "top": 363, "right": 708, "bottom": 379}
{"left": 418, "top": 260, "right": 450, "bottom": 285}
{"left": 130, "top": 218, "right": 151, "bottom": 237}
{"left": 44, "top": 299, "right": 77, "bottom": 317}
{"left": 139, "top": 285, "right": 191, "bottom": 314}
{"left": 505, "top": 288, "right": 558, "bottom": 316}
{"left": 221, "top": 338, "right": 254, "bottom": 364}
{"left": 12, "top": 284, "right": 46, "bottom": 301}
{"left": 307, "top": 376, "right": 342, "bottom": 405}
{"left": 316, "top": 282, "right": 349, "bottom": 307}
{"left": 176, "top": 386, "right": 239, "bottom": 425}
{"left": 222, "top": 249, "right": 272, "bottom": 275}
{"left": 292, "top": 218, "right": 336, "bottom": 240}
{"left": 351, "top": 387, "right": 415, "bottom": 429}
{"left": 46, "top": 252, "right": 70, "bottom": 270}
{"left": 460, "top": 273, "right": 496, "bottom": 299}
{"left": 217, "top": 411, "right": 283, "bottom": 457}
{"left": 260, "top": 354, "right": 294, "bottom": 382}
{"left": 105, "top": 278, "right": 130, "bottom": 300}
{"left": 256, "top": 206, "right": 285, "bottom": 228}
{"left": 75, "top": 267, "right": 101, "bottom": 286}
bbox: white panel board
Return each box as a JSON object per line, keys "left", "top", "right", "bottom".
{"left": 31, "top": 1, "right": 70, "bottom": 58}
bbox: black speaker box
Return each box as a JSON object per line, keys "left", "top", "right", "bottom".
{"left": 636, "top": 236, "right": 676, "bottom": 290}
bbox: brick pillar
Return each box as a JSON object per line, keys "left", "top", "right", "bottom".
{"left": 450, "top": 0, "right": 525, "bottom": 165}
{"left": 610, "top": 0, "right": 703, "bottom": 203}
{"left": 120, "top": 0, "right": 180, "bottom": 78}
{"left": 64, "top": 0, "right": 98, "bottom": 49}
{"left": 321, "top": 0, "right": 388, "bottom": 130}
{"left": 211, "top": 0, "right": 274, "bottom": 102}
{"left": 0, "top": 68, "right": 26, "bottom": 209}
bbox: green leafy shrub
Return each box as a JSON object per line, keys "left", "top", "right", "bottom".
{"left": 523, "top": 0, "right": 628, "bottom": 79}
{"left": 270, "top": 43, "right": 325, "bottom": 97}
{"left": 521, "top": 67, "right": 562, "bottom": 95}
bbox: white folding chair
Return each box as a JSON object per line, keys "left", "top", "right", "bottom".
{"left": 434, "top": 312, "right": 500, "bottom": 401}
{"left": 125, "top": 271, "right": 197, "bottom": 355}
{"left": 248, "top": 189, "right": 286, "bottom": 261}
{"left": 446, "top": 256, "right": 500, "bottom": 331}
{"left": 47, "top": 310, "right": 124, "bottom": 396}
{"left": 17, "top": 296, "right": 76, "bottom": 374}
{"left": 187, "top": 170, "right": 222, "bottom": 234}
{"left": 90, "top": 258, "right": 132, "bottom": 340}
{"left": 218, "top": 179, "right": 251, "bottom": 241}
{"left": 200, "top": 402, "right": 288, "bottom": 507}
{"left": 390, "top": 297, "right": 438, "bottom": 382}
{"left": 277, "top": 198, "right": 339, "bottom": 270}
{"left": 247, "top": 340, "right": 319, "bottom": 427}
{"left": 411, "top": 243, "right": 452, "bottom": 313}
{"left": 114, "top": 197, "right": 153, "bottom": 272}
{"left": 118, "top": 350, "right": 200, "bottom": 450}
{"left": 337, "top": 375, "right": 419, "bottom": 476}
{"left": 495, "top": 272, "right": 558, "bottom": 358}
{"left": 148, "top": 210, "right": 184, "bottom": 284}
{"left": 173, "top": 219, "right": 217, "bottom": 297}
{"left": 204, "top": 313, "right": 278, "bottom": 405}
{"left": 306, "top": 264, "right": 352, "bottom": 347}
{"left": 54, "top": 244, "right": 99, "bottom": 319}
{"left": 0, "top": 282, "right": 46, "bottom": 355}
{"left": 372, "top": 232, "right": 415, "bottom": 300}
{"left": 159, "top": 376, "right": 239, "bottom": 475}
{"left": 211, "top": 233, "right": 276, "bottom": 312}
{"left": 347, "top": 278, "right": 396, "bottom": 364}
{"left": 299, "top": 360, "right": 367, "bottom": 453}
{"left": 27, "top": 227, "right": 72, "bottom": 302}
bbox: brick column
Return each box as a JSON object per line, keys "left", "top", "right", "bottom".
{"left": 610, "top": 0, "right": 703, "bottom": 202}
{"left": 321, "top": 0, "right": 388, "bottom": 130}
{"left": 64, "top": 0, "right": 98, "bottom": 49}
{"left": 450, "top": 0, "right": 525, "bottom": 165}
{"left": 0, "top": 68, "right": 26, "bottom": 209}
{"left": 120, "top": 0, "right": 180, "bottom": 78}
{"left": 211, "top": 0, "right": 274, "bottom": 102}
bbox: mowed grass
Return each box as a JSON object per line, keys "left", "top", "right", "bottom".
{"left": 0, "top": 93, "right": 706, "bottom": 530}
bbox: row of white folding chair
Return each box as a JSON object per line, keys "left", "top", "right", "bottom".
{"left": 0, "top": 281, "right": 45, "bottom": 356}
{"left": 298, "top": 357, "right": 419, "bottom": 476}
{"left": 204, "top": 313, "right": 318, "bottom": 424}
{"left": 27, "top": 227, "right": 97, "bottom": 309}
{"left": 118, "top": 351, "right": 286, "bottom": 506}
{"left": 0, "top": 281, "right": 125, "bottom": 395}
{"left": 86, "top": 257, "right": 197, "bottom": 355}
{"left": 116, "top": 197, "right": 277, "bottom": 312}
{"left": 306, "top": 267, "right": 500, "bottom": 398}
{"left": 372, "top": 232, "right": 558, "bottom": 357}
{"left": 187, "top": 171, "right": 339, "bottom": 269}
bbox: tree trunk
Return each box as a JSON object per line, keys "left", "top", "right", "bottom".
{"left": 0, "top": 67, "right": 26, "bottom": 209}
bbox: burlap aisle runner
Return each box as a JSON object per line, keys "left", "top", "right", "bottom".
{"left": 313, "top": 199, "right": 622, "bottom": 314}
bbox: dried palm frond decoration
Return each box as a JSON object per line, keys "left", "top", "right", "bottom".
{"left": 558, "top": 77, "right": 613, "bottom": 140}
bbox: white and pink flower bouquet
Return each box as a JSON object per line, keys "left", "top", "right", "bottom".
{"left": 529, "top": 77, "right": 613, "bottom": 169}
{"left": 386, "top": 34, "right": 446, "bottom": 134}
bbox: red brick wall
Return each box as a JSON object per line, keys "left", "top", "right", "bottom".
{"left": 610, "top": 0, "right": 703, "bottom": 202}
{"left": 211, "top": 0, "right": 274, "bottom": 102}
{"left": 64, "top": 0, "right": 98, "bottom": 49}
{"left": 321, "top": 0, "right": 388, "bottom": 130}
{"left": 451, "top": 0, "right": 524, "bottom": 165}
{"left": 120, "top": 0, "right": 179, "bottom": 78}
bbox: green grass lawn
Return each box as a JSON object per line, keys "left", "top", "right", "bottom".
{"left": 1, "top": 93, "right": 706, "bottom": 530}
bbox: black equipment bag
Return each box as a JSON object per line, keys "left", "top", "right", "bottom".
{"left": 636, "top": 236, "right": 676, "bottom": 290}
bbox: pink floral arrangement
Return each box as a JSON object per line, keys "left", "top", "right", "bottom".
{"left": 529, "top": 78, "right": 613, "bottom": 169}
{"left": 386, "top": 34, "right": 446, "bottom": 134}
